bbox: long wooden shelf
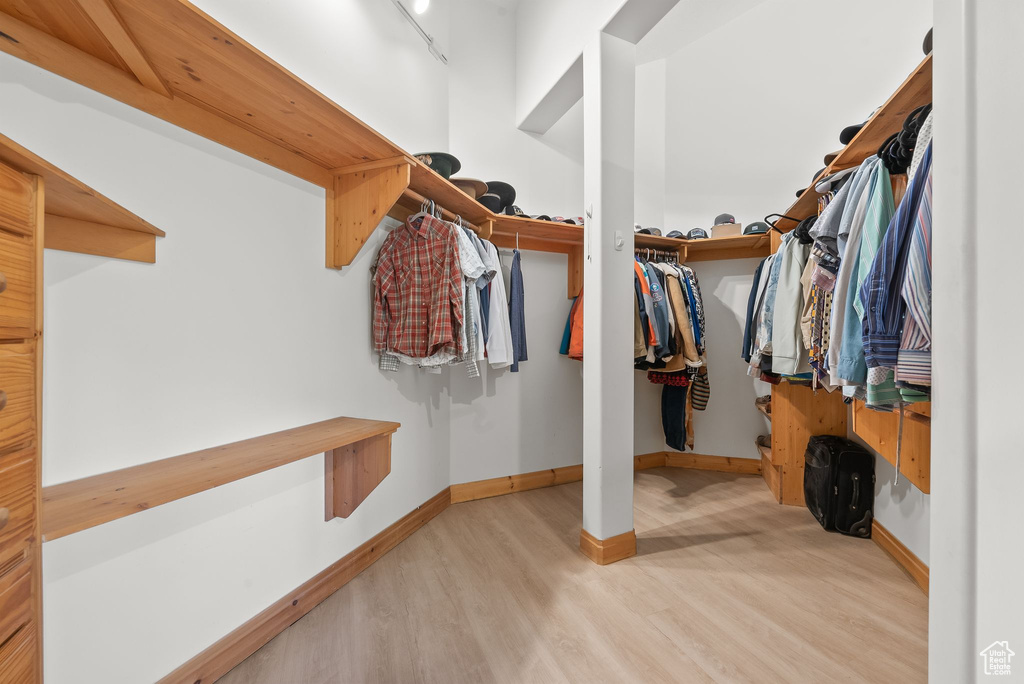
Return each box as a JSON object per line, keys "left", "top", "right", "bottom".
{"left": 685, "top": 233, "right": 770, "bottom": 262}
{"left": 41, "top": 416, "right": 400, "bottom": 541}
{"left": 777, "top": 54, "right": 932, "bottom": 231}
{"left": 0, "top": 132, "right": 164, "bottom": 262}
{"left": 632, "top": 233, "right": 770, "bottom": 262}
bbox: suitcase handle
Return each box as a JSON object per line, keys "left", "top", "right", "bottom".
{"left": 851, "top": 473, "right": 860, "bottom": 511}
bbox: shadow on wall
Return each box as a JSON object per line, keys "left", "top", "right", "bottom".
{"left": 359, "top": 219, "right": 449, "bottom": 422}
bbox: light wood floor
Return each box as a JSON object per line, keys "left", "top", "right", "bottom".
{"left": 220, "top": 468, "right": 928, "bottom": 683}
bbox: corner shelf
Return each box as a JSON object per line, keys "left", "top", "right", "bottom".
{"left": 0, "top": 132, "right": 164, "bottom": 263}
{"left": 633, "top": 233, "right": 771, "bottom": 262}
{"left": 776, "top": 54, "right": 932, "bottom": 232}
{"left": 41, "top": 416, "right": 400, "bottom": 541}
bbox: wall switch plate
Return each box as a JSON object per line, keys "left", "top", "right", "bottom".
{"left": 614, "top": 230, "right": 624, "bottom": 250}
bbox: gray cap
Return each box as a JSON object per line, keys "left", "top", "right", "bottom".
{"left": 714, "top": 213, "right": 735, "bottom": 225}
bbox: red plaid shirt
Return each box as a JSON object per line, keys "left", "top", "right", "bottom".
{"left": 373, "top": 214, "right": 464, "bottom": 359}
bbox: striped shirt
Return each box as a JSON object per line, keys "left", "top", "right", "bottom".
{"left": 861, "top": 144, "right": 932, "bottom": 369}
{"left": 896, "top": 149, "right": 934, "bottom": 387}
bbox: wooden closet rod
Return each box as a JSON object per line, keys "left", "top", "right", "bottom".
{"left": 401, "top": 188, "right": 482, "bottom": 235}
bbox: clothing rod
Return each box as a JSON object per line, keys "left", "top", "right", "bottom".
{"left": 401, "top": 188, "right": 482, "bottom": 234}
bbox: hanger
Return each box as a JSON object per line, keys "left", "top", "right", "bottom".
{"left": 409, "top": 197, "right": 431, "bottom": 223}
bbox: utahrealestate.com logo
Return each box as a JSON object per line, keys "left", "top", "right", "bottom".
{"left": 980, "top": 641, "right": 1015, "bottom": 676}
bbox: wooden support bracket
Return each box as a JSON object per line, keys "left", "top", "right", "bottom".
{"left": 326, "top": 160, "right": 411, "bottom": 269}
{"left": 568, "top": 245, "right": 583, "bottom": 298}
{"left": 71, "top": 0, "right": 171, "bottom": 97}
{"left": 324, "top": 434, "right": 392, "bottom": 520}
{"left": 477, "top": 218, "right": 494, "bottom": 240}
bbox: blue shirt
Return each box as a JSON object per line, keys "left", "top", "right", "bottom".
{"left": 861, "top": 144, "right": 932, "bottom": 369}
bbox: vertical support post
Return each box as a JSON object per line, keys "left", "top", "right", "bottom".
{"left": 578, "top": 31, "right": 636, "bottom": 566}
{"left": 567, "top": 245, "right": 583, "bottom": 298}
{"left": 931, "top": 1, "right": 1023, "bottom": 679}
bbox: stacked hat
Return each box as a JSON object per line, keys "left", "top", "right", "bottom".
{"left": 743, "top": 222, "right": 770, "bottom": 235}
{"left": 686, "top": 228, "right": 709, "bottom": 240}
{"left": 451, "top": 177, "right": 487, "bottom": 199}
{"left": 478, "top": 181, "right": 516, "bottom": 213}
{"left": 415, "top": 152, "right": 461, "bottom": 179}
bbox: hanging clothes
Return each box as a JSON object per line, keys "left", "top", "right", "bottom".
{"left": 483, "top": 240, "right": 514, "bottom": 369}
{"left": 373, "top": 213, "right": 463, "bottom": 372}
{"left": 742, "top": 120, "right": 935, "bottom": 408}
{"left": 741, "top": 257, "right": 768, "bottom": 362}
{"left": 455, "top": 224, "right": 486, "bottom": 378}
{"left": 508, "top": 249, "right": 528, "bottom": 372}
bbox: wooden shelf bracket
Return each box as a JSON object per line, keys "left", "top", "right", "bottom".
{"left": 324, "top": 433, "right": 392, "bottom": 520}
{"left": 326, "top": 159, "right": 411, "bottom": 269}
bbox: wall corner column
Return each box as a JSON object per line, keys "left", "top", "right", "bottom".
{"left": 580, "top": 31, "right": 636, "bottom": 564}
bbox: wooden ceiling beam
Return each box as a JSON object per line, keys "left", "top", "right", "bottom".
{"left": 71, "top": 0, "right": 171, "bottom": 97}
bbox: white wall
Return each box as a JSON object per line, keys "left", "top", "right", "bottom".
{"left": 514, "top": 0, "right": 625, "bottom": 125}
{"left": 3, "top": 51, "right": 450, "bottom": 682}
{"left": 632, "top": 0, "right": 932, "bottom": 560}
{"left": 0, "top": 1, "right": 584, "bottom": 681}
{"left": 446, "top": 0, "right": 584, "bottom": 484}
{"left": 931, "top": 1, "right": 1024, "bottom": 678}
{"left": 195, "top": 0, "right": 453, "bottom": 153}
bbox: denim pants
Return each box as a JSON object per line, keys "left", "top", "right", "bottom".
{"left": 661, "top": 384, "right": 688, "bottom": 451}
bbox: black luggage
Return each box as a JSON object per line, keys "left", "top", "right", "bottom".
{"left": 803, "top": 435, "right": 874, "bottom": 537}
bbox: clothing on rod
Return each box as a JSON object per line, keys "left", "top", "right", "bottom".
{"left": 372, "top": 211, "right": 529, "bottom": 376}
{"left": 741, "top": 123, "right": 934, "bottom": 410}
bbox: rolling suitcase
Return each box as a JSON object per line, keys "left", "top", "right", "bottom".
{"left": 803, "top": 435, "right": 874, "bottom": 538}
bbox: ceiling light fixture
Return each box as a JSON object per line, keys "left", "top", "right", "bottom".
{"left": 389, "top": 0, "right": 447, "bottom": 64}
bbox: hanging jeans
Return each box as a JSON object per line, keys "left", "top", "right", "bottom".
{"left": 661, "top": 384, "right": 688, "bottom": 451}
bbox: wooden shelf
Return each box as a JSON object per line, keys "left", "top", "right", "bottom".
{"left": 634, "top": 233, "right": 684, "bottom": 252}
{"left": 755, "top": 439, "right": 771, "bottom": 461}
{"left": 755, "top": 401, "right": 770, "bottom": 419}
{"left": 632, "top": 233, "right": 771, "bottom": 263}
{"left": 684, "top": 233, "right": 770, "bottom": 262}
{"left": 0, "top": 132, "right": 164, "bottom": 263}
{"left": 776, "top": 54, "right": 932, "bottom": 232}
{"left": 491, "top": 216, "right": 583, "bottom": 251}
{"left": 41, "top": 416, "right": 400, "bottom": 541}
{"left": 852, "top": 400, "right": 930, "bottom": 493}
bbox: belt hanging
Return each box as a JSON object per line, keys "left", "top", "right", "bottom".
{"left": 894, "top": 402, "right": 904, "bottom": 486}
